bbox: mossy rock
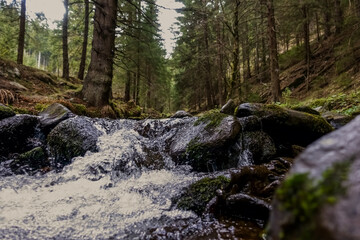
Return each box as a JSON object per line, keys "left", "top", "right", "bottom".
{"left": 0, "top": 104, "right": 15, "bottom": 120}
{"left": 39, "top": 103, "right": 74, "bottom": 133}
{"left": 235, "top": 103, "right": 333, "bottom": 147}
{"left": 268, "top": 115, "right": 360, "bottom": 240}
{"left": 0, "top": 114, "right": 39, "bottom": 157}
{"left": 47, "top": 117, "right": 102, "bottom": 168}
{"left": 174, "top": 176, "right": 230, "bottom": 215}
{"left": 195, "top": 109, "right": 228, "bottom": 130}
{"left": 10, "top": 147, "right": 49, "bottom": 174}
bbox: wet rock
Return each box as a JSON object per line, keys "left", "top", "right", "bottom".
{"left": 39, "top": 103, "right": 74, "bottom": 133}
{"left": 239, "top": 131, "right": 276, "bottom": 164}
{"left": 291, "top": 106, "right": 320, "bottom": 115}
{"left": 225, "top": 193, "right": 271, "bottom": 221}
{"left": 171, "top": 113, "right": 241, "bottom": 172}
{"left": 10, "top": 147, "right": 49, "bottom": 174}
{"left": 174, "top": 176, "right": 230, "bottom": 215}
{"left": 171, "top": 110, "right": 192, "bottom": 118}
{"left": 237, "top": 115, "right": 262, "bottom": 132}
{"left": 47, "top": 117, "right": 102, "bottom": 168}
{"left": 267, "top": 115, "right": 360, "bottom": 240}
{"left": 0, "top": 103, "right": 15, "bottom": 120}
{"left": 220, "top": 99, "right": 236, "bottom": 115}
{"left": 322, "top": 112, "right": 353, "bottom": 129}
{"left": 0, "top": 114, "right": 39, "bottom": 158}
{"left": 235, "top": 103, "right": 333, "bottom": 146}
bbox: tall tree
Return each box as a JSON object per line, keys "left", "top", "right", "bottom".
{"left": 17, "top": 0, "right": 26, "bottom": 64}
{"left": 264, "top": 0, "right": 280, "bottom": 102}
{"left": 77, "top": 0, "right": 89, "bottom": 80}
{"left": 81, "top": 0, "right": 117, "bottom": 107}
{"left": 62, "top": 0, "right": 69, "bottom": 79}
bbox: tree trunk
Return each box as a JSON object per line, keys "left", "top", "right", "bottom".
{"left": 77, "top": 0, "right": 89, "bottom": 80}
{"left": 265, "top": 0, "right": 281, "bottom": 102}
{"left": 81, "top": 0, "right": 117, "bottom": 107}
{"left": 17, "top": 0, "right": 26, "bottom": 65}
{"left": 203, "top": 3, "right": 214, "bottom": 109}
{"left": 62, "top": 0, "right": 69, "bottom": 80}
{"left": 124, "top": 70, "right": 131, "bottom": 102}
{"left": 229, "top": 0, "right": 241, "bottom": 99}
{"left": 303, "top": 4, "right": 311, "bottom": 91}
{"left": 323, "top": 0, "right": 332, "bottom": 38}
{"left": 334, "top": 0, "right": 343, "bottom": 34}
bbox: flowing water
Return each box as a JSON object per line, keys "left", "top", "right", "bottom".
{"left": 0, "top": 118, "right": 263, "bottom": 239}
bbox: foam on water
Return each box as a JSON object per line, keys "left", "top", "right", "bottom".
{"left": 0, "top": 119, "right": 198, "bottom": 239}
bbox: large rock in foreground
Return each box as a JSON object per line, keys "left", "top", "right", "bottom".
{"left": 0, "top": 114, "right": 39, "bottom": 157}
{"left": 267, "top": 115, "right": 360, "bottom": 240}
{"left": 47, "top": 117, "right": 102, "bottom": 168}
{"left": 235, "top": 103, "right": 333, "bottom": 147}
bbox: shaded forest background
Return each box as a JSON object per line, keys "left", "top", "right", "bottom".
{"left": 1, "top": 0, "right": 360, "bottom": 116}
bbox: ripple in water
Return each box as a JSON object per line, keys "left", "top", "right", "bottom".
{"left": 0, "top": 118, "right": 263, "bottom": 239}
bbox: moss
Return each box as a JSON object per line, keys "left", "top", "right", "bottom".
{"left": 183, "top": 138, "right": 212, "bottom": 172}
{"left": 71, "top": 103, "right": 87, "bottom": 115}
{"left": 175, "top": 176, "right": 230, "bottom": 215}
{"left": 0, "top": 105, "right": 15, "bottom": 120}
{"left": 35, "top": 103, "right": 50, "bottom": 112}
{"left": 274, "top": 161, "right": 351, "bottom": 240}
{"left": 194, "top": 109, "right": 227, "bottom": 130}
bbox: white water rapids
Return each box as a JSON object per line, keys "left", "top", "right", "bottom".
{"left": 0, "top": 119, "right": 200, "bottom": 239}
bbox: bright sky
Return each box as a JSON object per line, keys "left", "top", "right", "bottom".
{"left": 7, "top": 0, "right": 183, "bottom": 56}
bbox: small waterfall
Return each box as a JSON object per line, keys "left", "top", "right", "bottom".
{"left": 0, "top": 117, "right": 262, "bottom": 239}
{"left": 0, "top": 118, "right": 200, "bottom": 239}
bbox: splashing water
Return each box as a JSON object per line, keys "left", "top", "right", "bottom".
{"left": 0, "top": 118, "right": 262, "bottom": 239}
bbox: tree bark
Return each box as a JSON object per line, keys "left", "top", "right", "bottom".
{"left": 62, "top": 0, "right": 69, "bottom": 80}
{"left": 78, "top": 0, "right": 89, "bottom": 80}
{"left": 334, "top": 0, "right": 343, "bottom": 34}
{"left": 323, "top": 0, "right": 332, "bottom": 38}
{"left": 17, "top": 0, "right": 26, "bottom": 65}
{"left": 265, "top": 0, "right": 281, "bottom": 102}
{"left": 81, "top": 0, "right": 117, "bottom": 107}
{"left": 124, "top": 70, "right": 131, "bottom": 102}
{"left": 229, "top": 0, "right": 241, "bottom": 99}
{"left": 302, "top": 4, "right": 311, "bottom": 91}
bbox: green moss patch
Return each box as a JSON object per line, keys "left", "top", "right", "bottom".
{"left": 194, "top": 109, "right": 228, "bottom": 130}
{"left": 175, "top": 176, "right": 230, "bottom": 215}
{"left": 275, "top": 161, "right": 351, "bottom": 239}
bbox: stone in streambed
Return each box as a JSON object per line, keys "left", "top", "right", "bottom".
{"left": 47, "top": 117, "right": 102, "bottom": 168}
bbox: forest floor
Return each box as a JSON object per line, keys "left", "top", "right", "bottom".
{"left": 1, "top": 25, "right": 360, "bottom": 118}
{"left": 251, "top": 25, "right": 360, "bottom": 117}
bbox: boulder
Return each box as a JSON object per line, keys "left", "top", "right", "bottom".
{"left": 291, "top": 106, "right": 320, "bottom": 115}
{"left": 224, "top": 193, "right": 271, "bottom": 221}
{"left": 47, "top": 117, "right": 102, "bottom": 168}
{"left": 170, "top": 110, "right": 192, "bottom": 118}
{"left": 39, "top": 103, "right": 74, "bottom": 133}
{"left": 235, "top": 103, "right": 333, "bottom": 147}
{"left": 220, "top": 99, "right": 236, "bottom": 115}
{"left": 322, "top": 112, "right": 353, "bottom": 129}
{"left": 170, "top": 113, "right": 241, "bottom": 171}
{"left": 267, "top": 115, "right": 360, "bottom": 240}
{"left": 10, "top": 147, "right": 49, "bottom": 174}
{"left": 239, "top": 131, "right": 276, "bottom": 165}
{"left": 173, "top": 176, "right": 230, "bottom": 215}
{"left": 0, "top": 103, "right": 15, "bottom": 120}
{"left": 0, "top": 114, "right": 39, "bottom": 157}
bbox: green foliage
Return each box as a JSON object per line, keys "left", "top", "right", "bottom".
{"left": 307, "top": 92, "right": 360, "bottom": 116}
{"left": 279, "top": 45, "right": 305, "bottom": 70}
{"left": 175, "top": 176, "right": 230, "bottom": 215}
{"left": 35, "top": 103, "right": 50, "bottom": 112}
{"left": 194, "top": 109, "right": 227, "bottom": 130}
{"left": 275, "top": 161, "right": 351, "bottom": 239}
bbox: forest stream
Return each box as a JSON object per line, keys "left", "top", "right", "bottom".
{"left": 0, "top": 116, "right": 268, "bottom": 239}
